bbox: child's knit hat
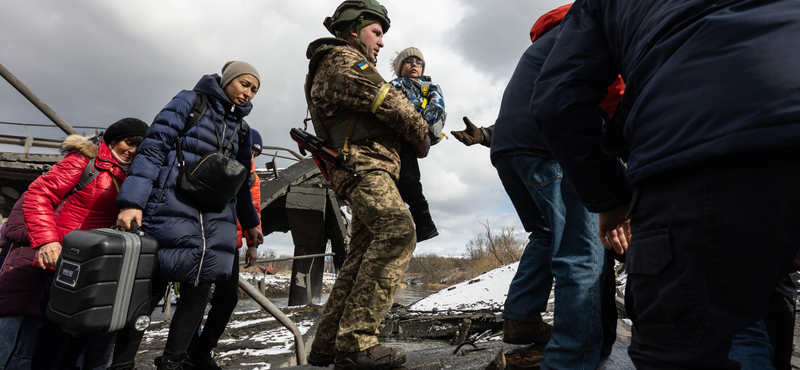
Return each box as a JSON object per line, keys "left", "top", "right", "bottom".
{"left": 392, "top": 47, "right": 425, "bottom": 77}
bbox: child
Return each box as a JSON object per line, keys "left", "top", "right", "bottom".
{"left": 390, "top": 47, "right": 446, "bottom": 242}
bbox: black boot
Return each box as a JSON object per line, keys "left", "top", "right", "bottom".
{"left": 155, "top": 354, "right": 193, "bottom": 370}
{"left": 413, "top": 210, "right": 439, "bottom": 242}
{"left": 189, "top": 348, "right": 222, "bottom": 370}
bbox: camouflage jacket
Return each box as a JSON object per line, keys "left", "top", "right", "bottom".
{"left": 389, "top": 76, "right": 446, "bottom": 130}
{"left": 309, "top": 44, "right": 428, "bottom": 197}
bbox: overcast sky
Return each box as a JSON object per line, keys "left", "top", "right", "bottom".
{"left": 0, "top": 0, "right": 568, "bottom": 257}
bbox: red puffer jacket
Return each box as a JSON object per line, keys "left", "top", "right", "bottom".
{"left": 23, "top": 135, "right": 126, "bottom": 270}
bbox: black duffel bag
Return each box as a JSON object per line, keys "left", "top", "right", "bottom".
{"left": 176, "top": 92, "right": 248, "bottom": 212}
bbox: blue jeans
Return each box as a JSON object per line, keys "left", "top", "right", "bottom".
{"left": 0, "top": 316, "right": 24, "bottom": 369}
{"left": 493, "top": 153, "right": 605, "bottom": 370}
{"left": 729, "top": 320, "right": 774, "bottom": 370}
{"left": 0, "top": 315, "right": 38, "bottom": 370}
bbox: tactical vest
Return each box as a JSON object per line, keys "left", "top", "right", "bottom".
{"left": 304, "top": 38, "right": 395, "bottom": 150}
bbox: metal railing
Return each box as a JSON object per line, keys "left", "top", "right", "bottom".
{"left": 0, "top": 121, "right": 105, "bottom": 153}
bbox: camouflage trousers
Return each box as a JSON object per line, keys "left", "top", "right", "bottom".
{"left": 311, "top": 170, "right": 416, "bottom": 353}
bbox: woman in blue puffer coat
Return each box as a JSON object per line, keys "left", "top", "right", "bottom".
{"left": 116, "top": 61, "right": 263, "bottom": 369}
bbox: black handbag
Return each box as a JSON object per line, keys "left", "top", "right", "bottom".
{"left": 176, "top": 93, "right": 248, "bottom": 212}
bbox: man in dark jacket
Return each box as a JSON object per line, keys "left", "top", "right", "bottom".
{"left": 530, "top": 0, "right": 800, "bottom": 368}
{"left": 452, "top": 5, "right": 625, "bottom": 368}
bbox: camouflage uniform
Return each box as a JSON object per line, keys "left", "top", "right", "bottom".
{"left": 308, "top": 44, "right": 428, "bottom": 354}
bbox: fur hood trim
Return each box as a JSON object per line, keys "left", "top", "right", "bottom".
{"left": 61, "top": 134, "right": 100, "bottom": 159}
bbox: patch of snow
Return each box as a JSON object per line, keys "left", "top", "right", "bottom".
{"left": 226, "top": 317, "right": 275, "bottom": 329}
{"left": 218, "top": 348, "right": 293, "bottom": 357}
{"left": 409, "top": 262, "right": 518, "bottom": 311}
{"left": 241, "top": 364, "right": 271, "bottom": 370}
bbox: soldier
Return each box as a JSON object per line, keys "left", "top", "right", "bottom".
{"left": 303, "top": 1, "right": 429, "bottom": 369}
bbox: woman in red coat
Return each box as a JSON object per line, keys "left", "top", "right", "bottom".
{"left": 23, "top": 117, "right": 148, "bottom": 370}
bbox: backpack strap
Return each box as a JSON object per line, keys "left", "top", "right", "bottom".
{"left": 61, "top": 157, "right": 100, "bottom": 205}
{"left": 180, "top": 91, "right": 209, "bottom": 138}
{"left": 177, "top": 92, "right": 209, "bottom": 167}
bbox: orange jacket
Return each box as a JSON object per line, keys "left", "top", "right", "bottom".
{"left": 235, "top": 161, "right": 262, "bottom": 248}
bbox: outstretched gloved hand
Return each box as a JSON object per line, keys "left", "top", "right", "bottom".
{"left": 450, "top": 117, "right": 484, "bottom": 146}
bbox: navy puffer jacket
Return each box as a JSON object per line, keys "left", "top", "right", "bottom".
{"left": 531, "top": 0, "right": 800, "bottom": 212}
{"left": 117, "top": 74, "right": 259, "bottom": 285}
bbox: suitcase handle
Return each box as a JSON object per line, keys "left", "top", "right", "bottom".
{"left": 113, "top": 220, "right": 144, "bottom": 236}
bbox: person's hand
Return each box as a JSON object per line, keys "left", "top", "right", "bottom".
{"left": 117, "top": 208, "right": 143, "bottom": 230}
{"left": 37, "top": 242, "right": 62, "bottom": 269}
{"left": 245, "top": 227, "right": 264, "bottom": 247}
{"left": 450, "top": 117, "right": 484, "bottom": 146}
{"left": 245, "top": 246, "right": 259, "bottom": 268}
{"left": 599, "top": 203, "right": 631, "bottom": 254}
{"left": 415, "top": 135, "right": 431, "bottom": 159}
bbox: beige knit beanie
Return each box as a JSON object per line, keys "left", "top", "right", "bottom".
{"left": 392, "top": 47, "right": 425, "bottom": 77}
{"left": 220, "top": 61, "right": 261, "bottom": 89}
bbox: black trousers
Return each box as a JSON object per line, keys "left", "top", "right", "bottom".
{"left": 398, "top": 140, "right": 430, "bottom": 218}
{"left": 188, "top": 248, "right": 240, "bottom": 353}
{"left": 625, "top": 147, "right": 800, "bottom": 369}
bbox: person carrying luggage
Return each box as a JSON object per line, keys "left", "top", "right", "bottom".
{"left": 23, "top": 118, "right": 149, "bottom": 370}
{"left": 115, "top": 61, "right": 263, "bottom": 370}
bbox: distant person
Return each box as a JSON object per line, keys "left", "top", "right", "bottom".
{"left": 451, "top": 5, "right": 624, "bottom": 368}
{"left": 529, "top": 0, "right": 800, "bottom": 368}
{"left": 389, "top": 47, "right": 445, "bottom": 242}
{"left": 116, "top": 61, "right": 263, "bottom": 370}
{"left": 186, "top": 128, "right": 264, "bottom": 370}
{"left": 304, "top": 1, "right": 429, "bottom": 369}
{"left": 23, "top": 118, "right": 149, "bottom": 370}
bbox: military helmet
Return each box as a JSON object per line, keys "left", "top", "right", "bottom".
{"left": 324, "top": 0, "right": 390, "bottom": 36}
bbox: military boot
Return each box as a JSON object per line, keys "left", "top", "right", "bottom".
{"left": 334, "top": 344, "right": 406, "bottom": 370}
{"left": 308, "top": 350, "right": 336, "bottom": 367}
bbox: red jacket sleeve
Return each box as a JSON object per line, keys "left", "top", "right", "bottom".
{"left": 23, "top": 153, "right": 87, "bottom": 248}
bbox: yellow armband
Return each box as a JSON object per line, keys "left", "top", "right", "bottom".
{"left": 370, "top": 83, "right": 391, "bottom": 114}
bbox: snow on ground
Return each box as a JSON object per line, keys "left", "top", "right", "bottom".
{"left": 213, "top": 313, "right": 316, "bottom": 358}
{"left": 409, "top": 262, "right": 519, "bottom": 312}
{"left": 239, "top": 271, "right": 337, "bottom": 291}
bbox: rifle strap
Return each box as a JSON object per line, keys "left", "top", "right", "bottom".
{"left": 342, "top": 114, "right": 358, "bottom": 156}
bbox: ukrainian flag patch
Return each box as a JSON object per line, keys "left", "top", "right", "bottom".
{"left": 358, "top": 61, "right": 368, "bottom": 70}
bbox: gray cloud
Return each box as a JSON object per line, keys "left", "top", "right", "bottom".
{"left": 0, "top": 0, "right": 572, "bottom": 256}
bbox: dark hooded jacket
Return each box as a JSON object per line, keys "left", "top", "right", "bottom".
{"left": 531, "top": 0, "right": 800, "bottom": 212}
{"left": 0, "top": 194, "right": 39, "bottom": 317}
{"left": 116, "top": 74, "right": 259, "bottom": 285}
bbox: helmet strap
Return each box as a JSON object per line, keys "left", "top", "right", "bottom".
{"left": 355, "top": 15, "right": 375, "bottom": 65}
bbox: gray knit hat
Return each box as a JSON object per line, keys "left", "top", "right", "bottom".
{"left": 220, "top": 61, "right": 261, "bottom": 89}
{"left": 392, "top": 47, "right": 425, "bottom": 77}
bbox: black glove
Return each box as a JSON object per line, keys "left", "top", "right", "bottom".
{"left": 415, "top": 135, "right": 431, "bottom": 158}
{"left": 450, "top": 117, "right": 484, "bottom": 146}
